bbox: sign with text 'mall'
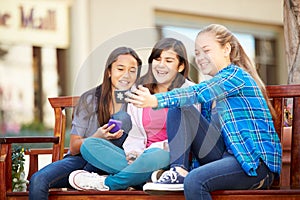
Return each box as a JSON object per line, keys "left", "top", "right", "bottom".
{"left": 0, "top": 0, "right": 71, "bottom": 48}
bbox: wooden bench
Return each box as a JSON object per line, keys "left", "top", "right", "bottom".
{"left": 1, "top": 84, "right": 300, "bottom": 199}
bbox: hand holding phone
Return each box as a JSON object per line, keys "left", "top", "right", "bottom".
{"left": 108, "top": 119, "right": 122, "bottom": 133}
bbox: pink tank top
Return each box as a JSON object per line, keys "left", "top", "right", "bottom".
{"left": 142, "top": 107, "right": 168, "bottom": 147}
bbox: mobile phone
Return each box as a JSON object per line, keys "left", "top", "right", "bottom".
{"left": 108, "top": 119, "right": 122, "bottom": 133}
{"left": 114, "top": 90, "right": 128, "bottom": 103}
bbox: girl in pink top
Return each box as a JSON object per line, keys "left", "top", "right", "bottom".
{"left": 124, "top": 38, "right": 195, "bottom": 159}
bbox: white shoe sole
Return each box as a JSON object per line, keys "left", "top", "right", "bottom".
{"left": 143, "top": 182, "right": 184, "bottom": 191}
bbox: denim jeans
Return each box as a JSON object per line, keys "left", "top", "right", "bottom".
{"left": 167, "top": 106, "right": 274, "bottom": 200}
{"left": 184, "top": 153, "right": 274, "bottom": 200}
{"left": 80, "top": 137, "right": 170, "bottom": 190}
{"left": 29, "top": 154, "right": 105, "bottom": 200}
{"left": 167, "top": 106, "right": 225, "bottom": 170}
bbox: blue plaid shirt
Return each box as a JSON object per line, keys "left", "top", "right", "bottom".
{"left": 155, "top": 64, "right": 282, "bottom": 176}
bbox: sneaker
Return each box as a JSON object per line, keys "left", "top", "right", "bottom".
{"left": 151, "top": 169, "right": 166, "bottom": 182}
{"left": 143, "top": 168, "right": 184, "bottom": 191}
{"left": 69, "top": 170, "right": 109, "bottom": 191}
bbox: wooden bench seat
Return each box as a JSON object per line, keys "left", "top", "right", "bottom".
{"left": 5, "top": 189, "right": 300, "bottom": 200}
{"left": 1, "top": 84, "right": 300, "bottom": 199}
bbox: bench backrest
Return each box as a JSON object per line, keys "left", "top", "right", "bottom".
{"left": 266, "top": 85, "right": 300, "bottom": 189}
{"left": 48, "top": 96, "right": 79, "bottom": 161}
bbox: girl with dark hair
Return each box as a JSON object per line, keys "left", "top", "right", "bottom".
{"left": 68, "top": 38, "right": 197, "bottom": 191}
{"left": 29, "top": 46, "right": 142, "bottom": 200}
{"left": 137, "top": 37, "right": 190, "bottom": 93}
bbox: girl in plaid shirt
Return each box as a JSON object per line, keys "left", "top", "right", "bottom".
{"left": 127, "top": 24, "right": 282, "bottom": 200}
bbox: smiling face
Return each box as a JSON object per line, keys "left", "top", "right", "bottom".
{"left": 110, "top": 54, "right": 139, "bottom": 91}
{"left": 151, "top": 49, "right": 184, "bottom": 92}
{"left": 195, "top": 32, "right": 231, "bottom": 76}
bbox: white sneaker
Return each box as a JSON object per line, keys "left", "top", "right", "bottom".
{"left": 69, "top": 170, "right": 109, "bottom": 191}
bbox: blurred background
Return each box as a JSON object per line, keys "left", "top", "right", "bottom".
{"left": 0, "top": 0, "right": 285, "bottom": 138}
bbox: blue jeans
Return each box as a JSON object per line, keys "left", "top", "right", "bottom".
{"left": 167, "top": 107, "right": 274, "bottom": 200}
{"left": 167, "top": 106, "right": 225, "bottom": 170}
{"left": 80, "top": 137, "right": 170, "bottom": 190}
{"left": 184, "top": 153, "right": 274, "bottom": 200}
{"left": 29, "top": 154, "right": 105, "bottom": 200}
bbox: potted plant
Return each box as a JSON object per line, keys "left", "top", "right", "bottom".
{"left": 12, "top": 145, "right": 28, "bottom": 191}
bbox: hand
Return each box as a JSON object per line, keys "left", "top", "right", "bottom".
{"left": 93, "top": 123, "right": 124, "bottom": 140}
{"left": 125, "top": 85, "right": 158, "bottom": 108}
{"left": 125, "top": 150, "right": 140, "bottom": 165}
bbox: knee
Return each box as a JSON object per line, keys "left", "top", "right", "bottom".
{"left": 81, "top": 137, "right": 100, "bottom": 153}
{"left": 82, "top": 137, "right": 109, "bottom": 148}
{"left": 81, "top": 137, "right": 111, "bottom": 156}
{"left": 82, "top": 137, "right": 97, "bottom": 147}
{"left": 184, "top": 173, "right": 196, "bottom": 193}
{"left": 184, "top": 171, "right": 205, "bottom": 194}
{"left": 29, "top": 172, "right": 47, "bottom": 190}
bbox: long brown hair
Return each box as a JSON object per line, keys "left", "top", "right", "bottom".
{"left": 137, "top": 38, "right": 190, "bottom": 94}
{"left": 98, "top": 47, "right": 142, "bottom": 125}
{"left": 197, "top": 24, "right": 276, "bottom": 119}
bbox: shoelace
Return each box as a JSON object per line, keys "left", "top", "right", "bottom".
{"left": 157, "top": 170, "right": 178, "bottom": 183}
{"left": 80, "top": 172, "right": 105, "bottom": 190}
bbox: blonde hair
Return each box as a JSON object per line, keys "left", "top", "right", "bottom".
{"left": 197, "top": 24, "right": 276, "bottom": 118}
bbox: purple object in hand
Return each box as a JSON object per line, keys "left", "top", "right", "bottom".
{"left": 108, "top": 119, "right": 122, "bottom": 133}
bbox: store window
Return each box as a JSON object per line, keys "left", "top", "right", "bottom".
{"left": 0, "top": 44, "right": 58, "bottom": 134}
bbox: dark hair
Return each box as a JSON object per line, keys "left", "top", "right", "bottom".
{"left": 98, "top": 47, "right": 142, "bottom": 125}
{"left": 137, "top": 38, "right": 190, "bottom": 94}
